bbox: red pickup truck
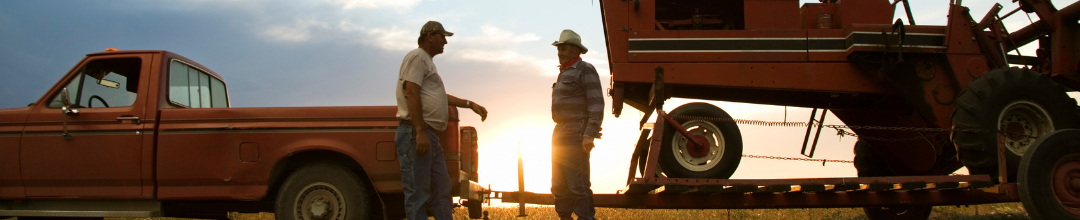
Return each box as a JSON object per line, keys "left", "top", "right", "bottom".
{"left": 0, "top": 50, "right": 487, "bottom": 219}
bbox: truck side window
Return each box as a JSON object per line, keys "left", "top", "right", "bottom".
{"left": 169, "top": 60, "right": 228, "bottom": 108}
{"left": 47, "top": 58, "right": 142, "bottom": 109}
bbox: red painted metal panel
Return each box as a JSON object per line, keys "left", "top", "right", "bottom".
{"left": 744, "top": 0, "right": 801, "bottom": 30}
{"left": 836, "top": 0, "right": 894, "bottom": 28}
{"left": 20, "top": 53, "right": 155, "bottom": 198}
{"left": 600, "top": 0, "right": 630, "bottom": 64}
{"left": 611, "top": 62, "right": 892, "bottom": 94}
{"left": 626, "top": 0, "right": 656, "bottom": 32}
{"left": 154, "top": 106, "right": 400, "bottom": 199}
{"left": 0, "top": 107, "right": 29, "bottom": 199}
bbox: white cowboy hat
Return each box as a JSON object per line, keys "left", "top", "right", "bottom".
{"left": 551, "top": 29, "right": 587, "bottom": 54}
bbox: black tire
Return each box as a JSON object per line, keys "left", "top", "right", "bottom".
{"left": 952, "top": 67, "right": 1079, "bottom": 183}
{"left": 275, "top": 163, "right": 377, "bottom": 220}
{"left": 658, "top": 102, "right": 742, "bottom": 179}
{"left": 854, "top": 141, "right": 893, "bottom": 177}
{"left": 855, "top": 141, "right": 933, "bottom": 220}
{"left": 1018, "top": 129, "right": 1080, "bottom": 220}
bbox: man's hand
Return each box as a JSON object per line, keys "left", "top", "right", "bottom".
{"left": 470, "top": 102, "right": 488, "bottom": 122}
{"left": 582, "top": 137, "right": 595, "bottom": 153}
{"left": 416, "top": 132, "right": 430, "bottom": 155}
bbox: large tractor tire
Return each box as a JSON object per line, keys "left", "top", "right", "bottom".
{"left": 854, "top": 141, "right": 933, "bottom": 220}
{"left": 276, "top": 163, "right": 378, "bottom": 220}
{"left": 1018, "top": 129, "right": 1080, "bottom": 220}
{"left": 658, "top": 102, "right": 743, "bottom": 179}
{"left": 952, "top": 67, "right": 1079, "bottom": 182}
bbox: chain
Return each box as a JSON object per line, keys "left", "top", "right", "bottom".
{"left": 670, "top": 114, "right": 998, "bottom": 164}
{"left": 671, "top": 115, "right": 996, "bottom": 143}
{"left": 742, "top": 154, "right": 853, "bottom": 164}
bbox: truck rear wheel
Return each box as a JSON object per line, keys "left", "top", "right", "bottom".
{"left": 952, "top": 67, "right": 1079, "bottom": 183}
{"left": 855, "top": 141, "right": 933, "bottom": 220}
{"left": 276, "top": 163, "right": 377, "bottom": 220}
{"left": 658, "top": 102, "right": 743, "bottom": 179}
{"left": 1018, "top": 129, "right": 1080, "bottom": 219}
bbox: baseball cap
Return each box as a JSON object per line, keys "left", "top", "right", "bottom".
{"left": 420, "top": 21, "right": 454, "bottom": 37}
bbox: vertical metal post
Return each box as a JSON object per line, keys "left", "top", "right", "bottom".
{"left": 808, "top": 109, "right": 829, "bottom": 158}
{"left": 517, "top": 142, "right": 527, "bottom": 217}
{"left": 997, "top": 132, "right": 1009, "bottom": 184}
{"left": 800, "top": 109, "right": 819, "bottom": 157}
{"left": 901, "top": 0, "right": 916, "bottom": 25}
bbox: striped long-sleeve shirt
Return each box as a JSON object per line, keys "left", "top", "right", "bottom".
{"left": 551, "top": 59, "right": 604, "bottom": 139}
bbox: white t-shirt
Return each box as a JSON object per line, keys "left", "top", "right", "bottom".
{"left": 396, "top": 48, "right": 449, "bottom": 131}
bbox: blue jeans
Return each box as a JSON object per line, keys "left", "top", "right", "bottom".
{"left": 396, "top": 122, "right": 453, "bottom": 220}
{"left": 551, "top": 121, "right": 596, "bottom": 220}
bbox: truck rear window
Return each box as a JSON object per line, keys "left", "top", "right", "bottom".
{"left": 169, "top": 60, "right": 228, "bottom": 108}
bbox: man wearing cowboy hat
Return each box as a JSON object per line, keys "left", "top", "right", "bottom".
{"left": 395, "top": 20, "right": 488, "bottom": 220}
{"left": 550, "top": 29, "right": 603, "bottom": 220}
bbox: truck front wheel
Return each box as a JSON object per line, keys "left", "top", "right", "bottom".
{"left": 276, "top": 163, "right": 377, "bottom": 220}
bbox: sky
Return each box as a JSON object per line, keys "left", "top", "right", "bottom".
{"left": 2, "top": 0, "right": 1078, "bottom": 197}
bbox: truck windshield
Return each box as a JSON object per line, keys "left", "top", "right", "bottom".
{"left": 48, "top": 58, "right": 141, "bottom": 109}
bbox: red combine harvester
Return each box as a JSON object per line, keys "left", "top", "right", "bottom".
{"left": 501, "top": 0, "right": 1080, "bottom": 219}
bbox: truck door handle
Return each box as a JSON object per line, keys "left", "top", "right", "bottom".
{"left": 117, "top": 116, "right": 141, "bottom": 125}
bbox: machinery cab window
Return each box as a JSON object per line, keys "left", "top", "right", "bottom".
{"left": 655, "top": 0, "right": 745, "bottom": 30}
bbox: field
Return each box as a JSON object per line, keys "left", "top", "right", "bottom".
{"left": 451, "top": 203, "right": 1031, "bottom": 220}
{"left": 201, "top": 202, "right": 1030, "bottom": 220}
{"left": 1, "top": 202, "right": 1030, "bottom": 220}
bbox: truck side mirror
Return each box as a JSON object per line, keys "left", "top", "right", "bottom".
{"left": 60, "top": 88, "right": 71, "bottom": 107}
{"left": 59, "top": 87, "right": 75, "bottom": 140}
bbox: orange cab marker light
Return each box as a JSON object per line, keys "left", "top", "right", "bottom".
{"left": 105, "top": 48, "right": 119, "bottom": 51}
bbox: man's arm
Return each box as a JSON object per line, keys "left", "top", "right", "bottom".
{"left": 447, "top": 94, "right": 488, "bottom": 121}
{"left": 581, "top": 66, "right": 605, "bottom": 152}
{"left": 404, "top": 81, "right": 430, "bottom": 155}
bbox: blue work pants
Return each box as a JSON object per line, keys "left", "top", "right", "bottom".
{"left": 551, "top": 121, "right": 596, "bottom": 220}
{"left": 395, "top": 122, "right": 453, "bottom": 220}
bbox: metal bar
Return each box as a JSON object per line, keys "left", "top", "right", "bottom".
{"left": 806, "top": 109, "right": 829, "bottom": 158}
{"left": 799, "top": 108, "right": 819, "bottom": 156}
{"left": 641, "top": 113, "right": 665, "bottom": 179}
{"left": 902, "top": 0, "right": 916, "bottom": 25}
{"left": 631, "top": 175, "right": 992, "bottom": 186}
{"left": 997, "top": 132, "right": 1008, "bottom": 184}
{"left": 504, "top": 184, "right": 1019, "bottom": 209}
{"left": 977, "top": 4, "right": 1004, "bottom": 30}
{"left": 658, "top": 110, "right": 708, "bottom": 148}
{"left": 516, "top": 142, "right": 526, "bottom": 217}
{"left": 1004, "top": 20, "right": 1049, "bottom": 52}
{"left": 1001, "top": 6, "right": 1022, "bottom": 20}
{"left": 627, "top": 129, "right": 652, "bottom": 185}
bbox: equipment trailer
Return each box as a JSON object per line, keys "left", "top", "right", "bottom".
{"left": 502, "top": 0, "right": 1080, "bottom": 219}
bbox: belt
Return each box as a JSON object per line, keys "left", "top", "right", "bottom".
{"left": 400, "top": 119, "right": 413, "bottom": 125}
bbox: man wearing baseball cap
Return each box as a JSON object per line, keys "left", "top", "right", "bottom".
{"left": 395, "top": 20, "right": 488, "bottom": 220}
{"left": 550, "top": 29, "right": 602, "bottom": 220}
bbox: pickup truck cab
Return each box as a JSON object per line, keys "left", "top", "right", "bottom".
{"left": 0, "top": 50, "right": 487, "bottom": 219}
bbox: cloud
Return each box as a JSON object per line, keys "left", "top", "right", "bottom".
{"left": 353, "top": 24, "right": 417, "bottom": 51}
{"left": 260, "top": 18, "right": 334, "bottom": 42}
{"left": 475, "top": 25, "right": 542, "bottom": 44}
{"left": 325, "top": 0, "right": 422, "bottom": 11}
